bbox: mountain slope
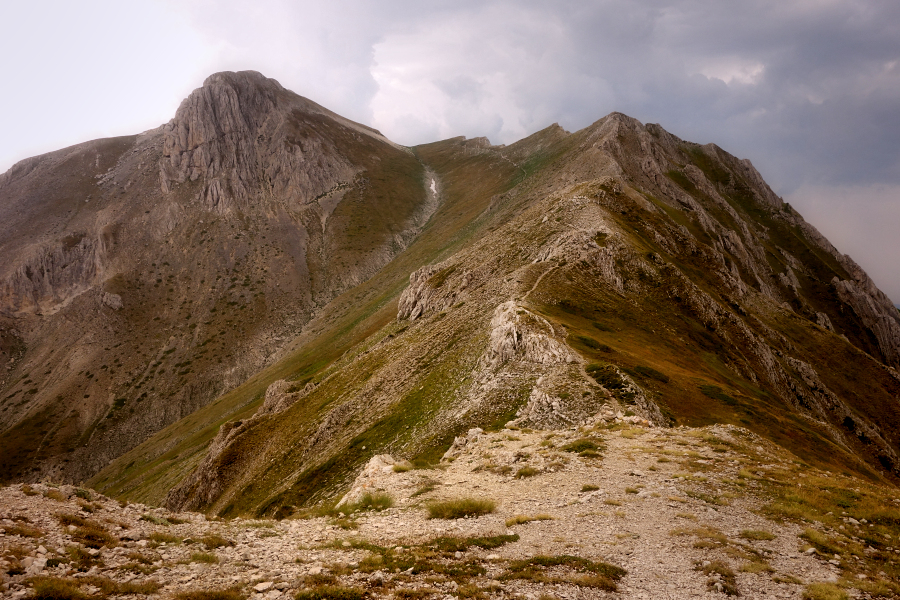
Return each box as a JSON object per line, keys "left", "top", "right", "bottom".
{"left": 0, "top": 71, "right": 436, "bottom": 483}
{"left": 87, "top": 111, "right": 900, "bottom": 518}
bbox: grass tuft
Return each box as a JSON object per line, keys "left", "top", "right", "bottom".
{"left": 295, "top": 586, "right": 365, "bottom": 600}
{"left": 802, "top": 583, "right": 848, "bottom": 600}
{"left": 175, "top": 589, "right": 246, "bottom": 600}
{"left": 199, "top": 534, "right": 234, "bottom": 549}
{"left": 427, "top": 498, "right": 496, "bottom": 519}
{"left": 514, "top": 466, "right": 539, "bottom": 479}
{"left": 191, "top": 551, "right": 219, "bottom": 563}
{"left": 739, "top": 529, "right": 775, "bottom": 541}
{"left": 506, "top": 514, "right": 553, "bottom": 527}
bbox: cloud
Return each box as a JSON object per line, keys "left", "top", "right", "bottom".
{"left": 788, "top": 184, "right": 900, "bottom": 304}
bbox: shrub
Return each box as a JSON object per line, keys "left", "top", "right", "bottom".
{"left": 581, "top": 485, "right": 599, "bottom": 492}
{"left": 427, "top": 498, "right": 496, "bottom": 519}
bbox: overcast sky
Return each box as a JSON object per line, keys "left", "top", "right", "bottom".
{"left": 1, "top": 0, "right": 898, "bottom": 301}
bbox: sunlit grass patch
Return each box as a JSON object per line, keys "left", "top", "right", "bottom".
{"left": 505, "top": 515, "right": 553, "bottom": 527}
{"left": 739, "top": 560, "right": 773, "bottom": 574}
{"left": 191, "top": 551, "right": 218, "bottom": 563}
{"left": 739, "top": 529, "right": 775, "bottom": 541}
{"left": 802, "top": 582, "right": 848, "bottom": 600}
{"left": 174, "top": 589, "right": 246, "bottom": 600}
{"left": 515, "top": 466, "right": 539, "bottom": 479}
{"left": 501, "top": 555, "right": 626, "bottom": 591}
{"left": 427, "top": 498, "right": 495, "bottom": 519}
{"left": 199, "top": 533, "right": 234, "bottom": 549}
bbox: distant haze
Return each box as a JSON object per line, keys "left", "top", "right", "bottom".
{"left": 1, "top": 0, "right": 898, "bottom": 300}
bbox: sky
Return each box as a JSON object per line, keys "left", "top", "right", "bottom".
{"left": 1, "top": 0, "right": 898, "bottom": 302}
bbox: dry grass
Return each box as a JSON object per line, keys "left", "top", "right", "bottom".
{"left": 72, "top": 523, "right": 117, "bottom": 549}
{"left": 505, "top": 514, "right": 553, "bottom": 527}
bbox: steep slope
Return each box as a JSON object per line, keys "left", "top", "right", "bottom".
{"left": 0, "top": 71, "right": 435, "bottom": 483}
{"left": 89, "top": 113, "right": 900, "bottom": 518}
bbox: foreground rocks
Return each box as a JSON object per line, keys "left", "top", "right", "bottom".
{"left": 2, "top": 421, "right": 898, "bottom": 599}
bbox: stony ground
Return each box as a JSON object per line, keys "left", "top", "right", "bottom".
{"left": 3, "top": 418, "right": 898, "bottom": 600}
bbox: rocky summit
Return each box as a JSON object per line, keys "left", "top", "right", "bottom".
{"left": 2, "top": 70, "right": 900, "bottom": 599}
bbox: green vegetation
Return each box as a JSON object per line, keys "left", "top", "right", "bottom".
{"left": 501, "top": 555, "right": 626, "bottom": 591}
{"left": 738, "top": 529, "right": 775, "bottom": 541}
{"left": 802, "top": 583, "right": 848, "bottom": 600}
{"left": 700, "top": 385, "right": 737, "bottom": 405}
{"left": 295, "top": 586, "right": 365, "bottom": 600}
{"left": 175, "top": 590, "right": 246, "bottom": 600}
{"left": 199, "top": 534, "right": 234, "bottom": 549}
{"left": 190, "top": 551, "right": 219, "bottom": 564}
{"left": 427, "top": 498, "right": 496, "bottom": 519}
{"left": 505, "top": 514, "right": 553, "bottom": 527}
{"left": 514, "top": 466, "right": 539, "bottom": 479}
{"left": 350, "top": 492, "right": 394, "bottom": 512}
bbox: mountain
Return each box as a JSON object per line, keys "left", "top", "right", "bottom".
{"left": 1, "top": 71, "right": 899, "bottom": 522}
{"left": 0, "top": 71, "right": 436, "bottom": 483}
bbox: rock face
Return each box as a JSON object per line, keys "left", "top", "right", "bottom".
{"left": 0, "top": 71, "right": 435, "bottom": 484}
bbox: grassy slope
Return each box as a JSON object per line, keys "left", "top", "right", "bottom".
{"left": 88, "top": 137, "right": 520, "bottom": 506}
